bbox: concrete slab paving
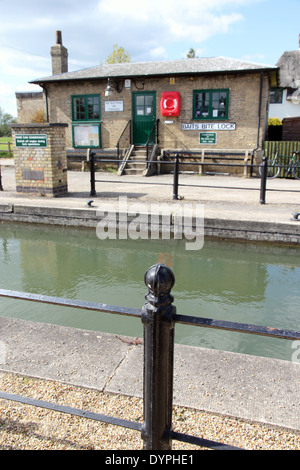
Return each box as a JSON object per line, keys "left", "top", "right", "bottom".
{"left": 0, "top": 317, "right": 299, "bottom": 432}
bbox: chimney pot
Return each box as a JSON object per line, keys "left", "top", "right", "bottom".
{"left": 56, "top": 31, "right": 62, "bottom": 45}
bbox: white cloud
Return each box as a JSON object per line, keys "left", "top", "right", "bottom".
{"left": 97, "top": 0, "right": 246, "bottom": 45}
{"left": 150, "top": 47, "right": 168, "bottom": 59}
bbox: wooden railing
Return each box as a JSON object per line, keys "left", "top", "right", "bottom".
{"left": 0, "top": 141, "right": 13, "bottom": 158}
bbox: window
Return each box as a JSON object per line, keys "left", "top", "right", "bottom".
{"left": 270, "top": 89, "right": 283, "bottom": 104}
{"left": 136, "top": 94, "right": 154, "bottom": 116}
{"left": 72, "top": 94, "right": 100, "bottom": 121}
{"left": 71, "top": 94, "right": 101, "bottom": 148}
{"left": 193, "top": 89, "right": 229, "bottom": 120}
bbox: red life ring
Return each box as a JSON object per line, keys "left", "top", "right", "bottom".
{"left": 160, "top": 92, "right": 181, "bottom": 116}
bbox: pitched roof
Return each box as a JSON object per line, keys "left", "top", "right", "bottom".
{"left": 31, "top": 56, "right": 277, "bottom": 84}
{"left": 276, "top": 50, "right": 300, "bottom": 89}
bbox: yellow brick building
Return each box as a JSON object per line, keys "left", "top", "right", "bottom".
{"left": 16, "top": 32, "right": 278, "bottom": 174}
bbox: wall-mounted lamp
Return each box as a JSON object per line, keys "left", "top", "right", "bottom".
{"left": 105, "top": 78, "right": 123, "bottom": 96}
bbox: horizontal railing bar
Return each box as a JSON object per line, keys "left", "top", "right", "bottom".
{"left": 0, "top": 289, "right": 141, "bottom": 318}
{"left": 1, "top": 290, "right": 299, "bottom": 341}
{"left": 91, "top": 157, "right": 259, "bottom": 167}
{"left": 92, "top": 178, "right": 300, "bottom": 193}
{"left": 169, "top": 430, "right": 242, "bottom": 450}
{"left": 0, "top": 391, "right": 142, "bottom": 431}
{"left": 94, "top": 179, "right": 172, "bottom": 186}
{"left": 174, "top": 314, "right": 300, "bottom": 340}
{"left": 0, "top": 391, "right": 241, "bottom": 449}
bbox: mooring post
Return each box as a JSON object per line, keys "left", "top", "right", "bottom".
{"left": 141, "top": 264, "right": 176, "bottom": 450}
{"left": 0, "top": 165, "right": 3, "bottom": 191}
{"left": 89, "top": 150, "right": 96, "bottom": 197}
{"left": 259, "top": 156, "right": 268, "bottom": 204}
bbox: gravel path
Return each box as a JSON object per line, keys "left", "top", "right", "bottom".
{"left": 0, "top": 372, "right": 299, "bottom": 450}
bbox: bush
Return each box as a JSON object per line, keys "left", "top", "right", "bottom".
{"left": 268, "top": 117, "right": 282, "bottom": 126}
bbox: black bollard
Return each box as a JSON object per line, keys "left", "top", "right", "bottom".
{"left": 141, "top": 264, "right": 176, "bottom": 450}
{"left": 89, "top": 150, "right": 96, "bottom": 197}
{"left": 259, "top": 156, "right": 268, "bottom": 204}
{"left": 173, "top": 154, "right": 179, "bottom": 200}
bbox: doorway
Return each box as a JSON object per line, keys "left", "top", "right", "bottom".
{"left": 132, "top": 92, "right": 156, "bottom": 145}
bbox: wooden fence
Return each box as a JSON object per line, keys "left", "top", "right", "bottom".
{"left": 264, "top": 141, "right": 300, "bottom": 158}
{"left": 0, "top": 141, "right": 13, "bottom": 158}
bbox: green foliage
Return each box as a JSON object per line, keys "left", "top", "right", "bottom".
{"left": 105, "top": 44, "right": 131, "bottom": 64}
{"left": 187, "top": 48, "right": 197, "bottom": 58}
{"left": 0, "top": 107, "right": 16, "bottom": 137}
{"left": 268, "top": 117, "right": 282, "bottom": 126}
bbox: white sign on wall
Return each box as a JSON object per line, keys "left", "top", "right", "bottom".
{"left": 105, "top": 101, "right": 124, "bottom": 112}
{"left": 182, "top": 122, "right": 236, "bottom": 131}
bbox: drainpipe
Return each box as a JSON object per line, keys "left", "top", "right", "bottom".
{"left": 251, "top": 72, "right": 264, "bottom": 176}
{"left": 256, "top": 71, "right": 264, "bottom": 149}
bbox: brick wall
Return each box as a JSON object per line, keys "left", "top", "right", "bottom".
{"left": 11, "top": 123, "right": 68, "bottom": 197}
{"left": 42, "top": 71, "right": 269, "bottom": 153}
{"left": 16, "top": 92, "right": 46, "bottom": 123}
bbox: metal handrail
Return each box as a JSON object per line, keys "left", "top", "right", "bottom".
{"left": 146, "top": 119, "right": 159, "bottom": 160}
{"left": 116, "top": 120, "right": 132, "bottom": 161}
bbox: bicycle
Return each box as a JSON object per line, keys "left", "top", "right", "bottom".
{"left": 259, "top": 148, "right": 300, "bottom": 179}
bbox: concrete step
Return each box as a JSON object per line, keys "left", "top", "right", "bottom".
{"left": 123, "top": 168, "right": 145, "bottom": 175}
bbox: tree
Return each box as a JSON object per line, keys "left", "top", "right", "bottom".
{"left": 0, "top": 107, "right": 16, "bottom": 137}
{"left": 187, "top": 48, "right": 197, "bottom": 59}
{"left": 105, "top": 44, "right": 131, "bottom": 64}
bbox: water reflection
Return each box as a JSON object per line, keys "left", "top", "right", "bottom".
{"left": 0, "top": 222, "right": 299, "bottom": 361}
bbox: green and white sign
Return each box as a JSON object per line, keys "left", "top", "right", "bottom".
{"left": 15, "top": 134, "right": 47, "bottom": 148}
{"left": 200, "top": 132, "right": 217, "bottom": 144}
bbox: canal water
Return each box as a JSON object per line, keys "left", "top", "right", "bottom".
{"left": 0, "top": 222, "right": 299, "bottom": 362}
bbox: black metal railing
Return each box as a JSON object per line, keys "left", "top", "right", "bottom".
{"left": 116, "top": 120, "right": 132, "bottom": 162}
{"left": 145, "top": 119, "right": 160, "bottom": 161}
{"left": 0, "top": 263, "right": 299, "bottom": 450}
{"left": 88, "top": 151, "right": 300, "bottom": 204}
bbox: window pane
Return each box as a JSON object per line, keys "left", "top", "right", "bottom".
{"left": 136, "top": 106, "right": 144, "bottom": 116}
{"left": 195, "top": 92, "right": 209, "bottom": 117}
{"left": 212, "top": 92, "right": 227, "bottom": 118}
{"left": 87, "top": 96, "right": 99, "bottom": 120}
{"left": 74, "top": 98, "right": 85, "bottom": 120}
{"left": 136, "top": 96, "right": 145, "bottom": 106}
{"left": 270, "top": 89, "right": 283, "bottom": 104}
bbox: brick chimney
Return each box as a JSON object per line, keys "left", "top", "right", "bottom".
{"left": 51, "top": 31, "right": 68, "bottom": 75}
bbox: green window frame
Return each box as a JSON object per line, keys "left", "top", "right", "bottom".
{"left": 270, "top": 88, "right": 283, "bottom": 104}
{"left": 72, "top": 94, "right": 100, "bottom": 121}
{"left": 71, "top": 94, "right": 101, "bottom": 148}
{"left": 193, "top": 89, "right": 229, "bottom": 120}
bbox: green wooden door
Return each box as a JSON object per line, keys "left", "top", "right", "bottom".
{"left": 132, "top": 92, "right": 156, "bottom": 145}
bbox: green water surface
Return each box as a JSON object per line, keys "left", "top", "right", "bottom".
{"left": 0, "top": 222, "right": 299, "bottom": 361}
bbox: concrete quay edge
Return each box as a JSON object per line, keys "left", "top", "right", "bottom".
{"left": 0, "top": 317, "right": 299, "bottom": 433}
{"left": 0, "top": 202, "right": 299, "bottom": 244}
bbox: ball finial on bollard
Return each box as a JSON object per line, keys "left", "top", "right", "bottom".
{"left": 144, "top": 264, "right": 175, "bottom": 298}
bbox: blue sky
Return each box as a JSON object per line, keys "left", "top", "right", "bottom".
{"left": 1, "top": 0, "right": 299, "bottom": 117}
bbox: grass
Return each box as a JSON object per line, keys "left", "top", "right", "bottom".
{"left": 0, "top": 136, "right": 13, "bottom": 158}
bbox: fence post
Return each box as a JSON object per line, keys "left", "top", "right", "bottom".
{"left": 0, "top": 165, "right": 2, "bottom": 191}
{"left": 141, "top": 263, "right": 176, "bottom": 450}
{"left": 89, "top": 150, "right": 96, "bottom": 197}
{"left": 259, "top": 156, "right": 268, "bottom": 204}
{"left": 173, "top": 153, "right": 179, "bottom": 200}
